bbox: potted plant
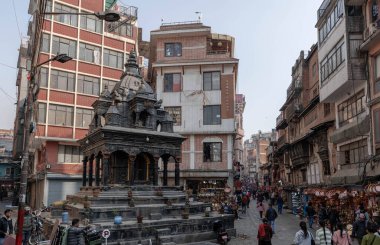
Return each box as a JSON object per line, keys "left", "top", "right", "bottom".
{"left": 113, "top": 209, "right": 122, "bottom": 225}
{"left": 136, "top": 209, "right": 143, "bottom": 223}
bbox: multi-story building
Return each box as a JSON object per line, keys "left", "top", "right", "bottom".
{"left": 234, "top": 94, "right": 246, "bottom": 167}
{"left": 361, "top": 0, "right": 380, "bottom": 178}
{"left": 316, "top": 0, "right": 369, "bottom": 184}
{"left": 249, "top": 131, "right": 273, "bottom": 186}
{"left": 149, "top": 22, "right": 239, "bottom": 191}
{"left": 275, "top": 45, "right": 335, "bottom": 187}
{"left": 243, "top": 139, "right": 255, "bottom": 177}
{"left": 13, "top": 0, "right": 141, "bottom": 207}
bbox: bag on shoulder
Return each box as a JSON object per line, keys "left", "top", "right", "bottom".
{"left": 309, "top": 232, "right": 315, "bottom": 245}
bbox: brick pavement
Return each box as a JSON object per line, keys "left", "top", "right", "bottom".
{"left": 229, "top": 200, "right": 360, "bottom": 245}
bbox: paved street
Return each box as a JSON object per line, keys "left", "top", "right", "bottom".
{"left": 229, "top": 200, "right": 360, "bottom": 245}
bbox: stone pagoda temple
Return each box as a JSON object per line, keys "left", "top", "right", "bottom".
{"left": 51, "top": 52, "right": 235, "bottom": 245}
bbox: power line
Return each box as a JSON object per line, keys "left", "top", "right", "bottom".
{"left": 0, "top": 87, "right": 16, "bottom": 102}
{"left": 0, "top": 62, "right": 18, "bottom": 70}
{"left": 11, "top": 0, "right": 23, "bottom": 41}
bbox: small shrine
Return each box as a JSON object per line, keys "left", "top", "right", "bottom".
{"left": 78, "top": 51, "right": 183, "bottom": 187}
{"left": 46, "top": 52, "right": 235, "bottom": 245}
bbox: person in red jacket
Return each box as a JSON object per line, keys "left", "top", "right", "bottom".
{"left": 257, "top": 218, "right": 273, "bottom": 245}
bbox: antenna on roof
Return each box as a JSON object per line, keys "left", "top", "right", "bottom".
{"left": 195, "top": 12, "right": 202, "bottom": 22}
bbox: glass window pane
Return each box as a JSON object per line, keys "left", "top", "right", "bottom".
{"left": 212, "top": 72, "right": 220, "bottom": 90}
{"left": 203, "top": 73, "right": 212, "bottom": 90}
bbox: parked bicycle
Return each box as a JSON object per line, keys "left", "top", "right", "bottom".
{"left": 28, "top": 207, "right": 49, "bottom": 245}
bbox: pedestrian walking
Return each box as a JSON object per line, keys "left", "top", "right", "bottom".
{"left": 270, "top": 192, "right": 276, "bottom": 206}
{"left": 293, "top": 221, "right": 314, "bottom": 245}
{"left": 246, "top": 191, "right": 251, "bottom": 208}
{"left": 353, "top": 213, "right": 367, "bottom": 245}
{"left": 277, "top": 195, "right": 284, "bottom": 215}
{"left": 328, "top": 206, "right": 340, "bottom": 232}
{"left": 257, "top": 201, "right": 265, "bottom": 219}
{"left": 67, "top": 219, "right": 85, "bottom": 245}
{"left": 306, "top": 202, "right": 316, "bottom": 229}
{"left": 0, "top": 209, "right": 13, "bottom": 245}
{"left": 16, "top": 206, "right": 33, "bottom": 245}
{"left": 265, "top": 204, "right": 278, "bottom": 233}
{"left": 361, "top": 222, "right": 380, "bottom": 245}
{"left": 332, "top": 223, "right": 352, "bottom": 245}
{"left": 315, "top": 220, "right": 332, "bottom": 245}
{"left": 257, "top": 218, "right": 273, "bottom": 245}
{"left": 318, "top": 203, "right": 329, "bottom": 223}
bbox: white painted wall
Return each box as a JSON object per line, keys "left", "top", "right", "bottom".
{"left": 157, "top": 65, "right": 236, "bottom": 134}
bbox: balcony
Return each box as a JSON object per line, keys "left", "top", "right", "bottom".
{"left": 361, "top": 20, "right": 380, "bottom": 51}
{"left": 277, "top": 135, "right": 288, "bottom": 149}
{"left": 317, "top": 0, "right": 331, "bottom": 20}
{"left": 347, "top": 16, "right": 364, "bottom": 33}
{"left": 286, "top": 79, "right": 302, "bottom": 100}
{"left": 206, "top": 36, "right": 233, "bottom": 58}
{"left": 346, "top": 0, "right": 366, "bottom": 5}
{"left": 276, "top": 113, "right": 287, "bottom": 130}
{"left": 285, "top": 102, "right": 303, "bottom": 121}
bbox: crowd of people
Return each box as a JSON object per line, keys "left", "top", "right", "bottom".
{"left": 230, "top": 186, "right": 380, "bottom": 245}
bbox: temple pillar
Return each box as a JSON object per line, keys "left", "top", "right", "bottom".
{"left": 95, "top": 155, "right": 101, "bottom": 186}
{"left": 129, "top": 155, "right": 136, "bottom": 185}
{"left": 154, "top": 157, "right": 159, "bottom": 186}
{"left": 82, "top": 157, "right": 88, "bottom": 186}
{"left": 102, "top": 154, "right": 110, "bottom": 186}
{"left": 163, "top": 156, "right": 168, "bottom": 186}
{"left": 89, "top": 156, "right": 94, "bottom": 187}
{"left": 175, "top": 158, "right": 180, "bottom": 186}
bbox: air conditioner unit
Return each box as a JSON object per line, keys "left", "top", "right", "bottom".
{"left": 46, "top": 164, "right": 51, "bottom": 169}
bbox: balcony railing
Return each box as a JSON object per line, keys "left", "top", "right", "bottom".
{"left": 277, "top": 135, "right": 288, "bottom": 148}
{"left": 318, "top": 0, "right": 331, "bottom": 19}
{"left": 285, "top": 102, "right": 303, "bottom": 121}
{"left": 276, "top": 114, "right": 284, "bottom": 125}
{"left": 347, "top": 16, "right": 364, "bottom": 33}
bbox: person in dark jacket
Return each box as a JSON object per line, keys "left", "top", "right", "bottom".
{"left": 318, "top": 203, "right": 328, "bottom": 223}
{"left": 328, "top": 206, "right": 340, "bottom": 232}
{"left": 306, "top": 202, "right": 316, "bottom": 229}
{"left": 277, "top": 196, "right": 284, "bottom": 215}
{"left": 67, "top": 219, "right": 85, "bottom": 245}
{"left": 353, "top": 213, "right": 367, "bottom": 245}
{"left": 0, "top": 209, "right": 13, "bottom": 245}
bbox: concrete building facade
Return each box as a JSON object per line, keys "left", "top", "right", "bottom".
{"left": 13, "top": 0, "right": 141, "bottom": 208}
{"left": 150, "top": 22, "right": 240, "bottom": 191}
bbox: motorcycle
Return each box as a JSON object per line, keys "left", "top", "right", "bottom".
{"left": 213, "top": 220, "right": 230, "bottom": 245}
{"left": 28, "top": 208, "right": 48, "bottom": 245}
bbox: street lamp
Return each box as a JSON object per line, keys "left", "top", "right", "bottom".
{"left": 15, "top": 53, "right": 72, "bottom": 245}
{"left": 43, "top": 10, "right": 121, "bottom": 22}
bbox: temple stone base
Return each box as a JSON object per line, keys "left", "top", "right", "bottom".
{"left": 47, "top": 185, "right": 235, "bottom": 245}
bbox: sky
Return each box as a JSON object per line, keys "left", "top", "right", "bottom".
{"left": 0, "top": 0, "right": 323, "bottom": 140}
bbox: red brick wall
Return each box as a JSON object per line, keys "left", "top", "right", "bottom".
{"left": 103, "top": 67, "right": 122, "bottom": 79}
{"left": 104, "top": 37, "right": 124, "bottom": 50}
{"left": 76, "top": 94, "right": 97, "bottom": 107}
{"left": 126, "top": 43, "right": 135, "bottom": 53}
{"left": 45, "top": 141, "right": 82, "bottom": 175}
{"left": 49, "top": 90, "right": 75, "bottom": 104}
{"left": 47, "top": 126, "right": 73, "bottom": 138}
{"left": 43, "top": 20, "right": 51, "bottom": 31}
{"left": 46, "top": 141, "right": 58, "bottom": 164}
{"left": 81, "top": 0, "right": 103, "bottom": 12}
{"left": 221, "top": 74, "right": 235, "bottom": 119}
{"left": 80, "top": 30, "right": 102, "bottom": 45}
{"left": 60, "top": 0, "right": 79, "bottom": 6}
{"left": 78, "top": 62, "right": 101, "bottom": 76}
{"left": 38, "top": 53, "right": 50, "bottom": 65}
{"left": 36, "top": 125, "right": 46, "bottom": 137}
{"left": 75, "top": 128, "right": 88, "bottom": 139}
{"left": 193, "top": 134, "right": 228, "bottom": 170}
{"left": 53, "top": 23, "right": 77, "bottom": 39}
{"left": 38, "top": 89, "right": 48, "bottom": 101}
{"left": 156, "top": 36, "right": 207, "bottom": 61}
{"left": 51, "top": 59, "right": 76, "bottom": 72}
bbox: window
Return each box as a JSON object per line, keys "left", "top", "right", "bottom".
{"left": 372, "top": 0, "right": 379, "bottom": 22}
{"left": 39, "top": 67, "right": 48, "bottom": 87}
{"left": 79, "top": 43, "right": 101, "bottom": 64}
{"left": 77, "top": 75, "right": 100, "bottom": 95}
{"left": 312, "top": 63, "right": 317, "bottom": 78}
{"left": 203, "top": 105, "right": 221, "bottom": 125}
{"left": 165, "top": 43, "right": 182, "bottom": 57}
{"left": 324, "top": 103, "right": 331, "bottom": 116}
{"left": 103, "top": 79, "right": 117, "bottom": 92}
{"left": 320, "top": 40, "right": 345, "bottom": 83}
{"left": 103, "top": 49, "right": 123, "bottom": 69}
{"left": 203, "top": 71, "right": 221, "bottom": 91}
{"left": 163, "top": 73, "right": 181, "bottom": 92}
{"left": 164, "top": 107, "right": 181, "bottom": 126}
{"left": 318, "top": 0, "right": 344, "bottom": 43}
{"left": 50, "top": 69, "right": 75, "bottom": 91}
{"left": 54, "top": 3, "right": 78, "bottom": 27}
{"left": 109, "top": 24, "right": 133, "bottom": 37}
{"left": 52, "top": 36, "right": 76, "bottom": 58}
{"left": 41, "top": 33, "right": 50, "bottom": 53}
{"left": 340, "top": 139, "right": 367, "bottom": 165}
{"left": 374, "top": 109, "right": 380, "bottom": 143}
{"left": 338, "top": 90, "right": 365, "bottom": 126}
{"left": 48, "top": 104, "right": 74, "bottom": 126}
{"left": 203, "top": 142, "right": 222, "bottom": 162}
{"left": 38, "top": 103, "right": 46, "bottom": 123}
{"left": 375, "top": 55, "right": 380, "bottom": 93}
{"left": 80, "top": 11, "right": 102, "bottom": 33}
{"left": 44, "top": 0, "right": 52, "bottom": 19}
{"left": 301, "top": 169, "right": 307, "bottom": 182}
{"left": 76, "top": 108, "right": 94, "bottom": 128}
{"left": 58, "top": 144, "right": 81, "bottom": 163}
